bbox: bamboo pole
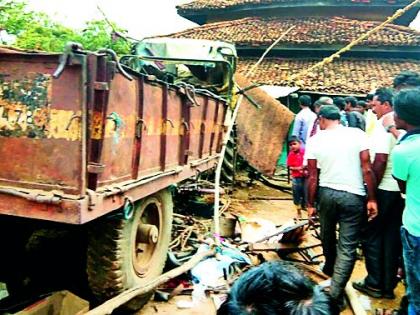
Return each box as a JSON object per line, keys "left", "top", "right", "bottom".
{"left": 85, "top": 249, "right": 216, "bottom": 315}
{"left": 345, "top": 283, "right": 368, "bottom": 315}
{"left": 213, "top": 26, "right": 295, "bottom": 239}
{"left": 289, "top": 0, "right": 420, "bottom": 82}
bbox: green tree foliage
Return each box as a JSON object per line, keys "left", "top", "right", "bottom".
{"left": 78, "top": 20, "right": 131, "bottom": 54}
{"left": 0, "top": 1, "right": 34, "bottom": 34}
{"left": 0, "top": 0, "right": 131, "bottom": 54}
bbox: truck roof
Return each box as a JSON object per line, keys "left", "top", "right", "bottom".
{"left": 133, "top": 37, "right": 237, "bottom": 61}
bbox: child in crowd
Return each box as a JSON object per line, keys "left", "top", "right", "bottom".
{"left": 286, "top": 136, "right": 307, "bottom": 218}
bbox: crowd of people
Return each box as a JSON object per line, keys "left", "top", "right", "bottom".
{"left": 218, "top": 71, "right": 420, "bottom": 315}
{"left": 301, "top": 70, "right": 419, "bottom": 315}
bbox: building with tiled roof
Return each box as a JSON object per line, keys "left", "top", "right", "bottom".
{"left": 177, "top": 0, "right": 419, "bottom": 26}
{"left": 178, "top": 0, "right": 413, "bottom": 12}
{"left": 172, "top": 0, "right": 420, "bottom": 96}
{"left": 169, "top": 16, "right": 420, "bottom": 50}
{"left": 237, "top": 57, "right": 420, "bottom": 95}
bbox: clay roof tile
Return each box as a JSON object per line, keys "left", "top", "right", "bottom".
{"left": 237, "top": 57, "right": 420, "bottom": 95}
{"left": 177, "top": 0, "right": 412, "bottom": 12}
{"left": 167, "top": 16, "right": 420, "bottom": 47}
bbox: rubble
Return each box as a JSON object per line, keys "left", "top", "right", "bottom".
{"left": 158, "top": 173, "right": 323, "bottom": 312}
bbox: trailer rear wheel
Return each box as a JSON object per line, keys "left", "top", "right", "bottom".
{"left": 0, "top": 218, "right": 33, "bottom": 297}
{"left": 87, "top": 189, "right": 173, "bottom": 311}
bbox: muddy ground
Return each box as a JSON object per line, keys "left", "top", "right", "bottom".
{"left": 139, "top": 177, "right": 404, "bottom": 315}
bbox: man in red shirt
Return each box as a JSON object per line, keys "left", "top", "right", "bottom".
{"left": 287, "top": 136, "right": 307, "bottom": 218}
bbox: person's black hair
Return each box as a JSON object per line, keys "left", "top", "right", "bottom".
{"left": 393, "top": 88, "right": 420, "bottom": 127}
{"left": 366, "top": 93, "right": 374, "bottom": 101}
{"left": 374, "top": 87, "right": 394, "bottom": 107}
{"left": 318, "top": 105, "right": 341, "bottom": 120}
{"left": 333, "top": 97, "right": 346, "bottom": 111}
{"left": 357, "top": 100, "right": 367, "bottom": 108}
{"left": 288, "top": 135, "right": 300, "bottom": 144}
{"left": 217, "top": 261, "right": 339, "bottom": 315}
{"left": 344, "top": 96, "right": 357, "bottom": 108}
{"left": 393, "top": 71, "right": 420, "bottom": 89}
{"left": 298, "top": 95, "right": 312, "bottom": 107}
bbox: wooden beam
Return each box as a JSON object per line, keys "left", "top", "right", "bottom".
{"left": 86, "top": 248, "right": 216, "bottom": 315}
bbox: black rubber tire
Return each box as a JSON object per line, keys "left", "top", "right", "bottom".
{"left": 0, "top": 217, "right": 33, "bottom": 296}
{"left": 87, "top": 189, "right": 173, "bottom": 312}
{"left": 221, "top": 132, "right": 237, "bottom": 183}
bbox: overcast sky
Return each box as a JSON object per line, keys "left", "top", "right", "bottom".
{"left": 26, "top": 0, "right": 419, "bottom": 38}
{"left": 26, "top": 0, "right": 198, "bottom": 40}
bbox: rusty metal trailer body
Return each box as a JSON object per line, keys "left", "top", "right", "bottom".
{"left": 0, "top": 46, "right": 229, "bottom": 225}
{"left": 0, "top": 41, "right": 235, "bottom": 310}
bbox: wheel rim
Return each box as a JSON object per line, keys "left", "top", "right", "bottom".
{"left": 132, "top": 199, "right": 162, "bottom": 277}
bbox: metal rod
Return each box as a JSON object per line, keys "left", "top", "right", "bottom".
{"left": 0, "top": 187, "right": 61, "bottom": 205}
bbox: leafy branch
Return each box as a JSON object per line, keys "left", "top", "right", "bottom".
{"left": 0, "top": 0, "right": 131, "bottom": 54}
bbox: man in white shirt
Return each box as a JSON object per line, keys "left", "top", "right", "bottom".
{"left": 352, "top": 87, "right": 404, "bottom": 300}
{"left": 292, "top": 95, "right": 316, "bottom": 148}
{"left": 306, "top": 105, "right": 378, "bottom": 307}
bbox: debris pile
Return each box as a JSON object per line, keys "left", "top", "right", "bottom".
{"left": 170, "top": 214, "right": 212, "bottom": 254}
{"left": 159, "top": 178, "right": 322, "bottom": 312}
